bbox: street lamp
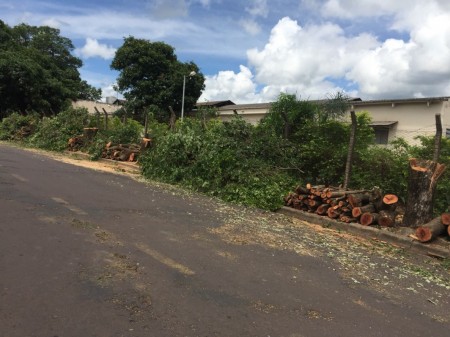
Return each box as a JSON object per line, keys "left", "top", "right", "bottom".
{"left": 181, "top": 71, "right": 196, "bottom": 120}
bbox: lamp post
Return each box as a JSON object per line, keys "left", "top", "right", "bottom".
{"left": 181, "top": 71, "right": 196, "bottom": 121}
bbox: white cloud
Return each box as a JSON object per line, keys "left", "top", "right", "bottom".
{"left": 205, "top": 3, "right": 450, "bottom": 101}
{"left": 199, "top": 66, "right": 261, "bottom": 103}
{"left": 41, "top": 17, "right": 66, "bottom": 29}
{"left": 239, "top": 19, "right": 262, "bottom": 35}
{"left": 245, "top": 0, "right": 269, "bottom": 18}
{"left": 75, "top": 38, "right": 117, "bottom": 60}
{"left": 246, "top": 17, "right": 377, "bottom": 96}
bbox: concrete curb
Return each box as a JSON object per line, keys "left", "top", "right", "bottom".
{"left": 64, "top": 151, "right": 141, "bottom": 174}
{"left": 278, "top": 206, "right": 450, "bottom": 259}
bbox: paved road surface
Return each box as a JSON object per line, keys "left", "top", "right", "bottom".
{"left": 0, "top": 144, "right": 449, "bottom": 337}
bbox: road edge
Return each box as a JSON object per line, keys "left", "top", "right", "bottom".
{"left": 278, "top": 206, "right": 450, "bottom": 259}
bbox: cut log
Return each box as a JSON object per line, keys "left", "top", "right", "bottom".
{"left": 340, "top": 215, "right": 357, "bottom": 223}
{"left": 347, "top": 193, "right": 370, "bottom": 208}
{"left": 360, "top": 212, "right": 379, "bottom": 226}
{"left": 441, "top": 213, "right": 450, "bottom": 226}
{"left": 316, "top": 204, "right": 331, "bottom": 215}
{"left": 415, "top": 217, "right": 446, "bottom": 243}
{"left": 327, "top": 207, "right": 341, "bottom": 219}
{"left": 352, "top": 204, "right": 376, "bottom": 218}
{"left": 378, "top": 210, "right": 395, "bottom": 227}
{"left": 403, "top": 158, "right": 446, "bottom": 227}
{"left": 383, "top": 194, "right": 398, "bottom": 206}
{"left": 295, "top": 185, "right": 310, "bottom": 195}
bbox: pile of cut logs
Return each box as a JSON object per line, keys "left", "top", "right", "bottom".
{"left": 101, "top": 138, "right": 151, "bottom": 162}
{"left": 68, "top": 127, "right": 152, "bottom": 163}
{"left": 102, "top": 142, "right": 140, "bottom": 162}
{"left": 284, "top": 184, "right": 450, "bottom": 243}
{"left": 284, "top": 184, "right": 404, "bottom": 225}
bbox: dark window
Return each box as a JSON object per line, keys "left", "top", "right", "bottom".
{"left": 446, "top": 128, "right": 450, "bottom": 139}
{"left": 374, "top": 128, "right": 389, "bottom": 145}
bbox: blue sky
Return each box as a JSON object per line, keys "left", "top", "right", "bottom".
{"left": 3, "top": 0, "right": 450, "bottom": 103}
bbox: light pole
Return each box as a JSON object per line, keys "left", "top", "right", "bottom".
{"left": 181, "top": 71, "right": 196, "bottom": 121}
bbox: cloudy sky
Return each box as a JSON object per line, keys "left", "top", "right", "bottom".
{"left": 3, "top": 0, "right": 450, "bottom": 103}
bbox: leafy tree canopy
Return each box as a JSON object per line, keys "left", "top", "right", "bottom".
{"left": 111, "top": 36, "right": 205, "bottom": 122}
{"left": 0, "top": 20, "right": 101, "bottom": 117}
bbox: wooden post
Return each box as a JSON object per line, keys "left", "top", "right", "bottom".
{"left": 403, "top": 159, "right": 446, "bottom": 227}
{"left": 169, "top": 106, "right": 176, "bottom": 131}
{"left": 433, "top": 113, "right": 442, "bottom": 162}
{"left": 144, "top": 112, "right": 149, "bottom": 138}
{"left": 102, "top": 108, "right": 109, "bottom": 131}
{"left": 343, "top": 110, "right": 357, "bottom": 189}
{"left": 94, "top": 107, "right": 101, "bottom": 129}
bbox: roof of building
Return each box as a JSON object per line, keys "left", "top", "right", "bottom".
{"left": 352, "top": 96, "right": 450, "bottom": 106}
{"left": 196, "top": 100, "right": 235, "bottom": 108}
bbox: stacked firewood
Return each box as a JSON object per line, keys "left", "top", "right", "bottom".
{"left": 284, "top": 184, "right": 405, "bottom": 226}
{"left": 101, "top": 138, "right": 152, "bottom": 162}
{"left": 102, "top": 142, "right": 141, "bottom": 162}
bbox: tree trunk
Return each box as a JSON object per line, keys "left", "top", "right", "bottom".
{"left": 83, "top": 127, "right": 98, "bottom": 141}
{"left": 343, "top": 110, "right": 357, "bottom": 189}
{"left": 415, "top": 217, "right": 446, "bottom": 242}
{"left": 403, "top": 159, "right": 446, "bottom": 227}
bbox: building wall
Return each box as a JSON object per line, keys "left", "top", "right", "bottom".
{"left": 219, "top": 111, "right": 267, "bottom": 125}
{"left": 72, "top": 100, "right": 122, "bottom": 115}
{"left": 217, "top": 98, "right": 450, "bottom": 145}
{"left": 352, "top": 99, "right": 450, "bottom": 145}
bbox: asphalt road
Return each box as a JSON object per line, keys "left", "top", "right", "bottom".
{"left": 0, "top": 144, "right": 449, "bottom": 337}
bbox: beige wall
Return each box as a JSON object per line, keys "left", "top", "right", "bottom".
{"left": 72, "top": 100, "right": 122, "bottom": 115}
{"left": 217, "top": 98, "right": 450, "bottom": 145}
{"left": 351, "top": 99, "right": 450, "bottom": 145}
{"left": 219, "top": 110, "right": 267, "bottom": 125}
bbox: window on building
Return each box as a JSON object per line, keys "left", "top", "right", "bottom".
{"left": 374, "top": 128, "right": 389, "bottom": 145}
{"left": 446, "top": 128, "right": 450, "bottom": 139}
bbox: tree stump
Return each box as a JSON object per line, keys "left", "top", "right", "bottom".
{"left": 402, "top": 159, "right": 446, "bottom": 227}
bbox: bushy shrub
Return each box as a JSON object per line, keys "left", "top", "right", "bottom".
{"left": 140, "top": 117, "right": 296, "bottom": 210}
{"left": 0, "top": 112, "right": 39, "bottom": 141}
{"left": 29, "top": 107, "right": 89, "bottom": 151}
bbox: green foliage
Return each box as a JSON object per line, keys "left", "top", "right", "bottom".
{"left": 260, "top": 92, "right": 317, "bottom": 139}
{"left": 111, "top": 37, "right": 205, "bottom": 121}
{"left": 352, "top": 139, "right": 410, "bottom": 200}
{"left": 29, "top": 107, "right": 89, "bottom": 151}
{"left": 84, "top": 117, "right": 145, "bottom": 160}
{"left": 140, "top": 117, "right": 296, "bottom": 210}
{"left": 409, "top": 136, "right": 450, "bottom": 213}
{"left": 0, "top": 20, "right": 101, "bottom": 118}
{"left": 0, "top": 112, "right": 39, "bottom": 141}
{"left": 106, "top": 117, "right": 143, "bottom": 144}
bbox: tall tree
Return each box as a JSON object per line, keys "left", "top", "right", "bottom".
{"left": 111, "top": 37, "right": 205, "bottom": 121}
{"left": 0, "top": 21, "right": 100, "bottom": 117}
